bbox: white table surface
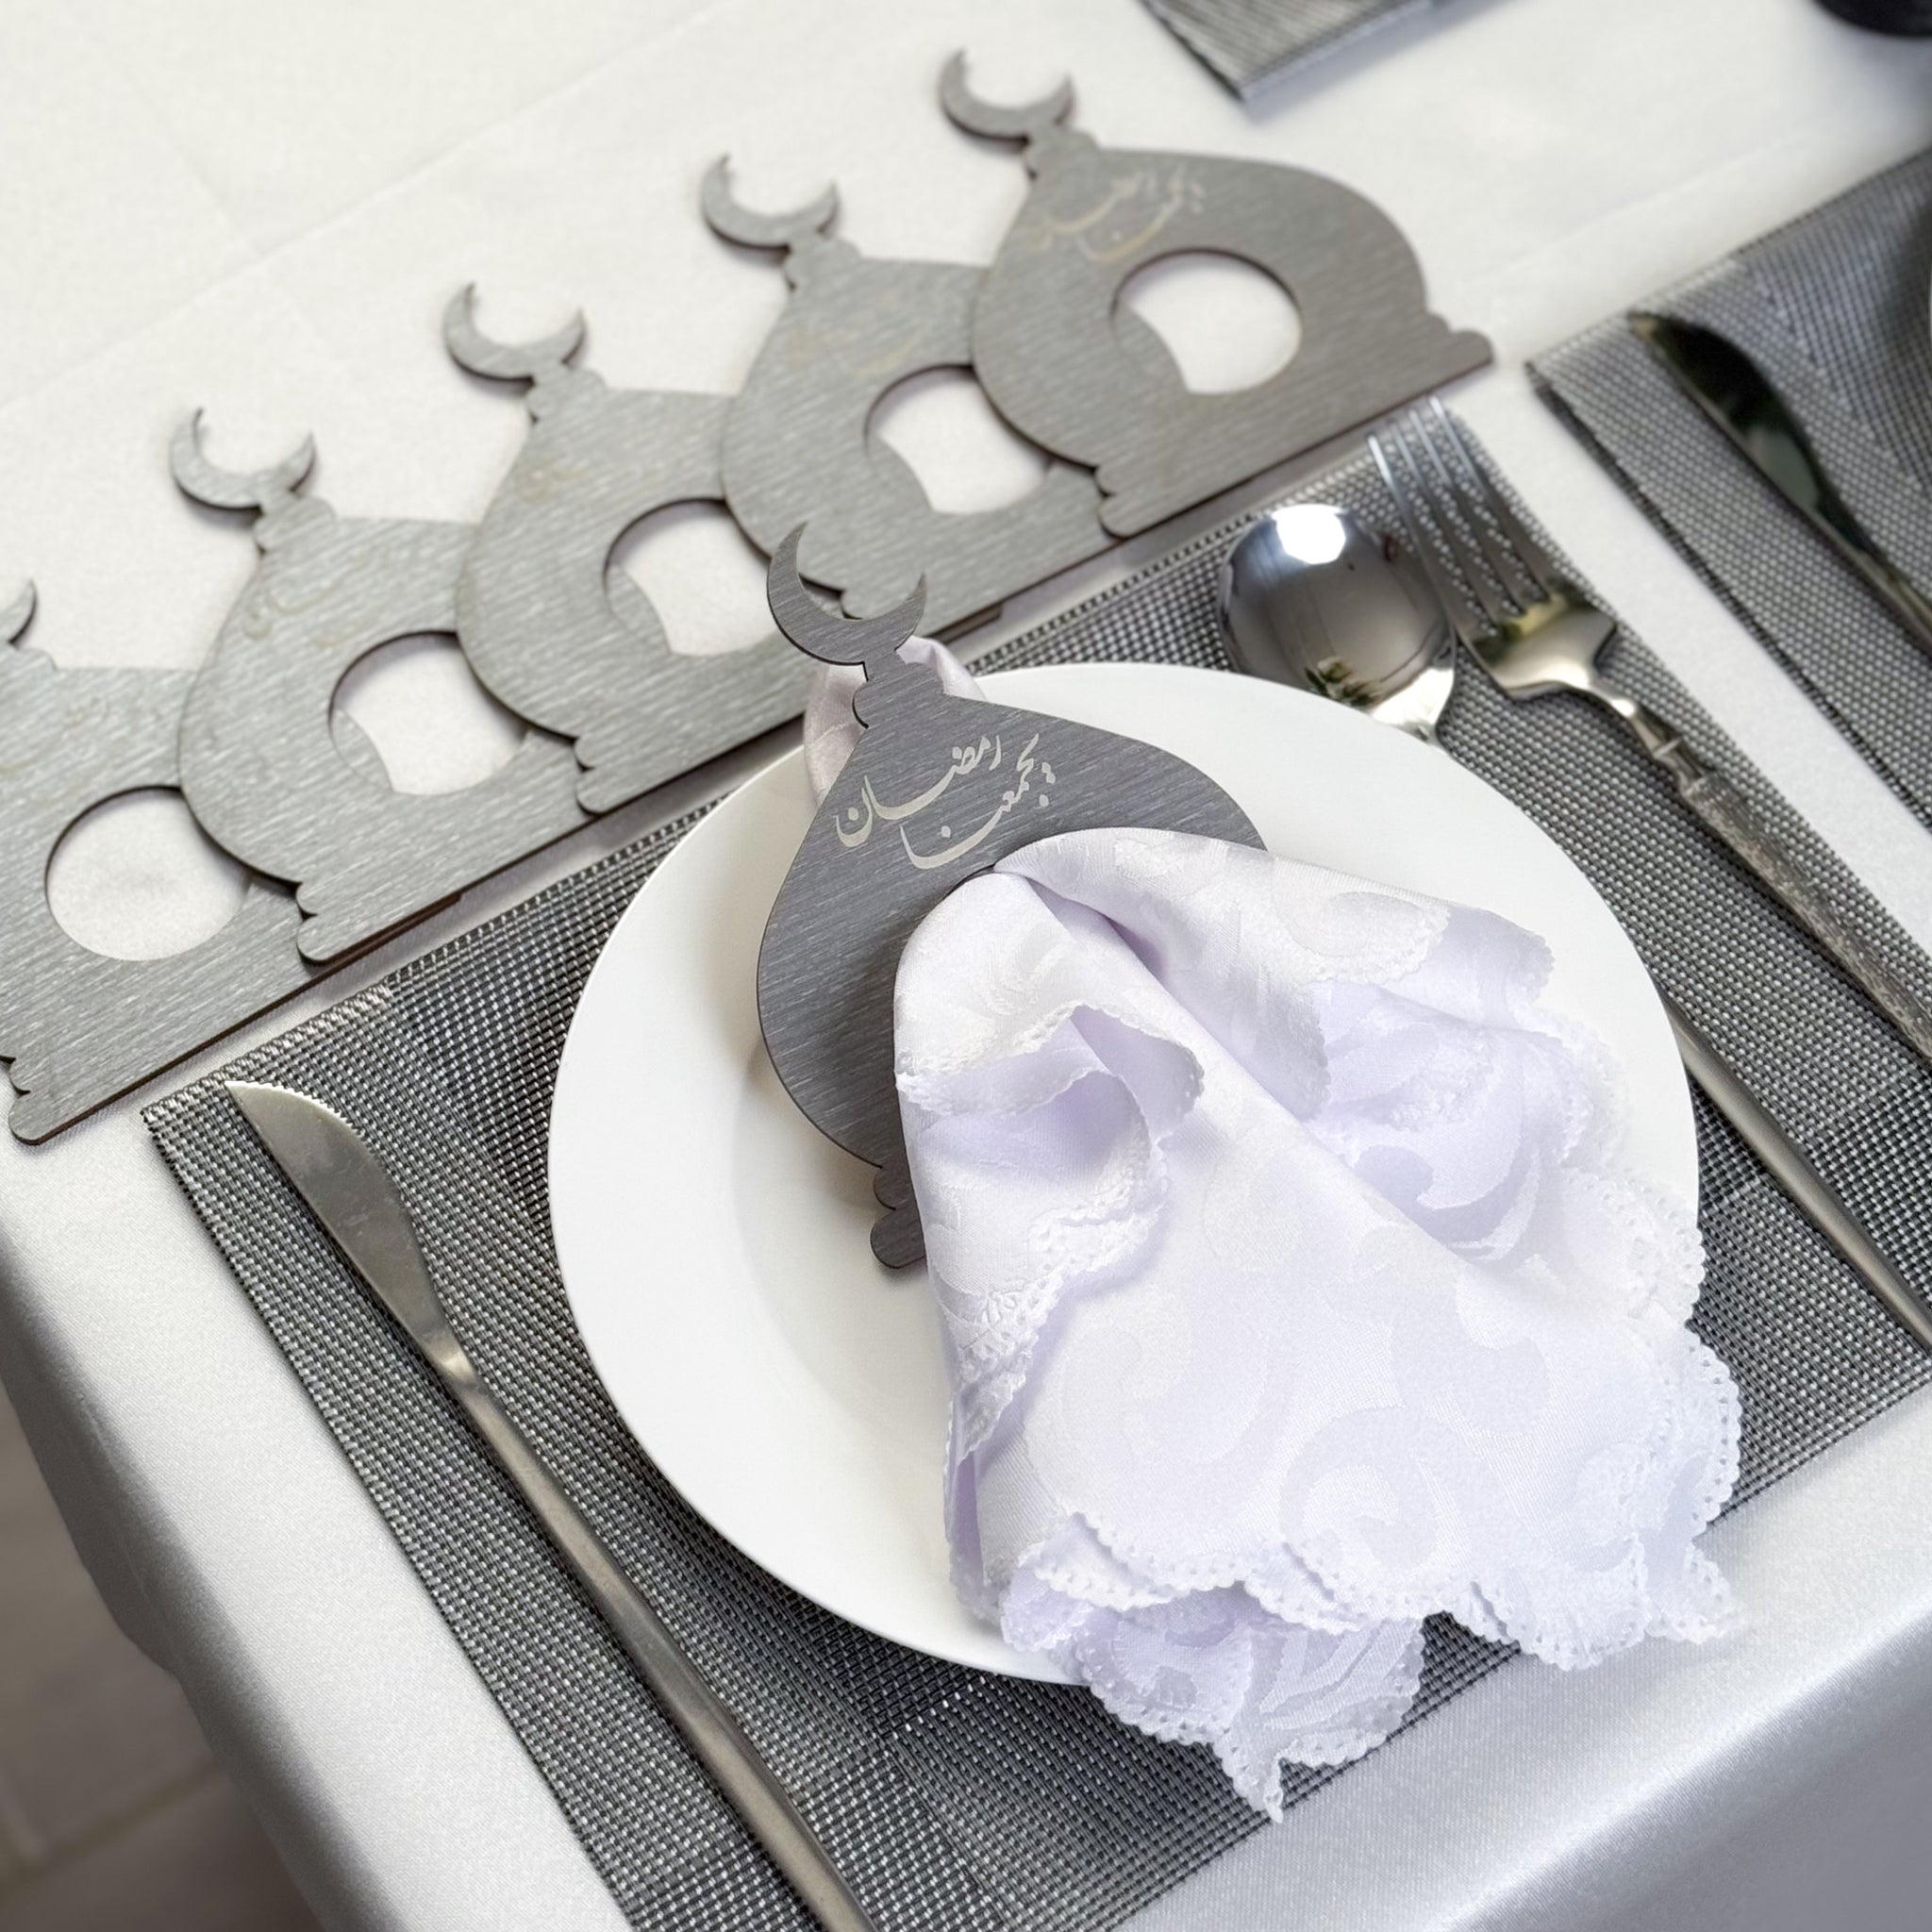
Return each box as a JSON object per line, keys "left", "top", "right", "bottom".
{"left": 4, "top": 1, "right": 1932, "bottom": 1927}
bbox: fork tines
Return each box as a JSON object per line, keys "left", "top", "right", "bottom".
{"left": 1369, "top": 400, "right": 1566, "bottom": 643}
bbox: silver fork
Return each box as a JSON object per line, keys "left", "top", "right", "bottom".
{"left": 1378, "top": 398, "right": 1932, "bottom": 1071}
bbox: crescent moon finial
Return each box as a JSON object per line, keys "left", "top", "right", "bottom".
{"left": 767, "top": 526, "right": 924, "bottom": 673}
{"left": 0, "top": 579, "right": 36, "bottom": 646}
{"left": 442, "top": 284, "right": 586, "bottom": 384}
{"left": 700, "top": 158, "right": 840, "bottom": 253}
{"left": 939, "top": 52, "right": 1074, "bottom": 143}
{"left": 170, "top": 411, "right": 316, "bottom": 514}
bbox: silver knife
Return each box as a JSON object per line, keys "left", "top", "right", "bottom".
{"left": 1631, "top": 311, "right": 1932, "bottom": 655}
{"left": 226, "top": 1081, "right": 879, "bottom": 1932}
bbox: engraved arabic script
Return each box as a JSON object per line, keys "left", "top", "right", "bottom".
{"left": 834, "top": 732, "right": 1058, "bottom": 870}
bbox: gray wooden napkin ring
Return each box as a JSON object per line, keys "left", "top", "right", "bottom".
{"left": 445, "top": 290, "right": 808, "bottom": 816}
{"left": 172, "top": 415, "right": 589, "bottom": 962}
{"left": 704, "top": 159, "right": 1112, "bottom": 633}
{"left": 0, "top": 582, "right": 313, "bottom": 1141}
{"left": 941, "top": 54, "right": 1491, "bottom": 536}
{"left": 757, "top": 530, "right": 1262, "bottom": 1268}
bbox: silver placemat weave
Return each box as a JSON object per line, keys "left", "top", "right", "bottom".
{"left": 146, "top": 426, "right": 1932, "bottom": 1931}
{"left": 1532, "top": 148, "right": 1932, "bottom": 826}
{"left": 1138, "top": 0, "right": 1442, "bottom": 96}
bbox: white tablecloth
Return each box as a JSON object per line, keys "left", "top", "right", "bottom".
{"left": 4, "top": 1, "right": 1932, "bottom": 1926}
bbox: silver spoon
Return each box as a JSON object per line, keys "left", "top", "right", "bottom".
{"left": 1219, "top": 502, "right": 1932, "bottom": 1351}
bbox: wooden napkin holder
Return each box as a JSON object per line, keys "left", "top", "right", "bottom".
{"left": 757, "top": 530, "right": 1262, "bottom": 1266}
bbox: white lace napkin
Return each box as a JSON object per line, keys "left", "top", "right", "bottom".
{"left": 804, "top": 646, "right": 1740, "bottom": 1817}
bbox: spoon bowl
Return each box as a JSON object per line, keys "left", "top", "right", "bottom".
{"left": 1217, "top": 502, "right": 1455, "bottom": 741}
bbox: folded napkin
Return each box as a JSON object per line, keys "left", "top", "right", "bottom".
{"left": 806, "top": 647, "right": 1740, "bottom": 1815}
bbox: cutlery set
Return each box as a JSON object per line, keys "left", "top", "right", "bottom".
{"left": 1376, "top": 401, "right": 1932, "bottom": 1069}
{"left": 1221, "top": 405, "right": 1932, "bottom": 1353}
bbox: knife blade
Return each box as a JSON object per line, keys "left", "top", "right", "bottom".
{"left": 226, "top": 1080, "right": 878, "bottom": 1932}
{"left": 1630, "top": 311, "right": 1932, "bottom": 656}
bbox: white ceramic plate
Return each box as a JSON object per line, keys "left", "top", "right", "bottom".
{"left": 549, "top": 664, "right": 1696, "bottom": 1681}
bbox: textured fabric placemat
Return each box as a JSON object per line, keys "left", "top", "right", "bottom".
{"left": 146, "top": 425, "right": 1932, "bottom": 1931}
{"left": 1138, "top": 0, "right": 1442, "bottom": 96}
{"left": 1532, "top": 148, "right": 1932, "bottom": 829}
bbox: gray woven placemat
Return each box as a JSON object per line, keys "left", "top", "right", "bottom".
{"left": 1138, "top": 0, "right": 1442, "bottom": 96}
{"left": 145, "top": 425, "right": 1932, "bottom": 1931}
{"left": 1532, "top": 148, "right": 1932, "bottom": 827}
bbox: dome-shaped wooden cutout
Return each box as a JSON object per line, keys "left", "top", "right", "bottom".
{"left": 704, "top": 158, "right": 1112, "bottom": 632}
{"left": 173, "top": 414, "right": 588, "bottom": 961}
{"left": 446, "top": 288, "right": 808, "bottom": 816}
{"left": 0, "top": 581, "right": 312, "bottom": 1141}
{"left": 941, "top": 55, "right": 1491, "bottom": 536}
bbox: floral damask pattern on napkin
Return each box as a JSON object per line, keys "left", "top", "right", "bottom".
{"left": 807, "top": 647, "right": 1739, "bottom": 1815}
